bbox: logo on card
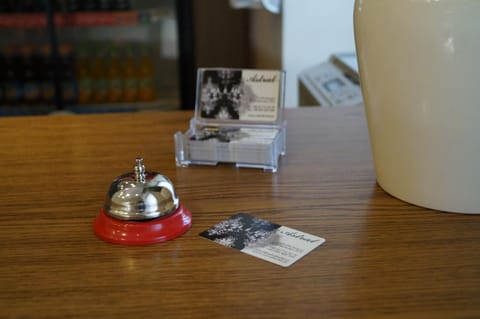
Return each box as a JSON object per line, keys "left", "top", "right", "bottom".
{"left": 245, "top": 73, "right": 278, "bottom": 83}
{"left": 278, "top": 229, "right": 323, "bottom": 243}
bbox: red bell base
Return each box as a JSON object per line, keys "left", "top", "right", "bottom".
{"left": 93, "top": 204, "right": 192, "bottom": 245}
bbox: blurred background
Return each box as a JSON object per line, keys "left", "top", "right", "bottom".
{"left": 0, "top": 0, "right": 356, "bottom": 116}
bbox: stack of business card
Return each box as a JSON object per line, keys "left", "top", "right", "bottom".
{"left": 175, "top": 68, "right": 286, "bottom": 172}
{"left": 187, "top": 127, "right": 281, "bottom": 165}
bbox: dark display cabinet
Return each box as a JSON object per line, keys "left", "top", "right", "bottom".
{"left": 0, "top": 0, "right": 195, "bottom": 115}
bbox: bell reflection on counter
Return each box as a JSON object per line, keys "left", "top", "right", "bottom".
{"left": 93, "top": 158, "right": 192, "bottom": 245}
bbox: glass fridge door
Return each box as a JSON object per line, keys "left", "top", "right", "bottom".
{"left": 0, "top": 0, "right": 192, "bottom": 115}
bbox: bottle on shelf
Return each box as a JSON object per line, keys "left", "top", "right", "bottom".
{"left": 91, "top": 46, "right": 109, "bottom": 104}
{"left": 0, "top": 2, "right": 12, "bottom": 13}
{"left": 64, "top": 0, "right": 81, "bottom": 12}
{"left": 1, "top": 0, "right": 61, "bottom": 13}
{"left": 0, "top": 50, "right": 6, "bottom": 106}
{"left": 40, "top": 45, "right": 55, "bottom": 106}
{"left": 107, "top": 44, "right": 124, "bottom": 103}
{"left": 97, "top": 0, "right": 115, "bottom": 11}
{"left": 59, "top": 44, "right": 78, "bottom": 105}
{"left": 21, "top": 45, "right": 42, "bottom": 106}
{"left": 4, "top": 45, "right": 24, "bottom": 106}
{"left": 113, "top": 0, "right": 131, "bottom": 11}
{"left": 81, "top": 0, "right": 98, "bottom": 12}
{"left": 122, "top": 44, "right": 138, "bottom": 103}
{"left": 137, "top": 43, "right": 156, "bottom": 102}
{"left": 6, "top": 0, "right": 23, "bottom": 13}
{"left": 75, "top": 45, "right": 93, "bottom": 104}
{"left": 62, "top": 0, "right": 131, "bottom": 12}
{"left": 20, "top": 0, "right": 43, "bottom": 12}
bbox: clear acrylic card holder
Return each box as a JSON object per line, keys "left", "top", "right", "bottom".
{"left": 174, "top": 68, "right": 286, "bottom": 172}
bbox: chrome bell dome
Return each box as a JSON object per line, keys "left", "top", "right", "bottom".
{"left": 104, "top": 158, "right": 179, "bottom": 221}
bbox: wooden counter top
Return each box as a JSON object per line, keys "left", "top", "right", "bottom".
{"left": 0, "top": 107, "right": 479, "bottom": 318}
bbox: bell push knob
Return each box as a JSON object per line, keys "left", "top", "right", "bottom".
{"left": 93, "top": 158, "right": 192, "bottom": 245}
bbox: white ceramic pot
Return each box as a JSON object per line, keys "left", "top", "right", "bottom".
{"left": 354, "top": 0, "right": 480, "bottom": 214}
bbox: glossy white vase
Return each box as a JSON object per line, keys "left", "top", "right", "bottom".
{"left": 354, "top": 0, "right": 480, "bottom": 214}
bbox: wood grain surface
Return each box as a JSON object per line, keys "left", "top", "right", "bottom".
{"left": 0, "top": 107, "right": 479, "bottom": 319}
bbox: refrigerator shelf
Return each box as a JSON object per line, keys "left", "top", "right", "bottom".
{"left": 66, "top": 98, "right": 180, "bottom": 113}
{"left": 0, "top": 98, "right": 179, "bottom": 116}
{"left": 0, "top": 8, "right": 170, "bottom": 29}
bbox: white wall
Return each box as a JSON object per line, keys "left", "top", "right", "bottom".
{"left": 282, "top": 0, "right": 356, "bottom": 107}
{"left": 250, "top": 0, "right": 356, "bottom": 107}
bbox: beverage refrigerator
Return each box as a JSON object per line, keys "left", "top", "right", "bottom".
{"left": 0, "top": 0, "right": 196, "bottom": 115}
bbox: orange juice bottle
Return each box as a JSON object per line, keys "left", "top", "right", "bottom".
{"left": 137, "top": 43, "right": 156, "bottom": 102}
{"left": 122, "top": 44, "right": 138, "bottom": 103}
{"left": 107, "top": 45, "right": 123, "bottom": 103}
{"left": 75, "top": 45, "right": 93, "bottom": 104}
{"left": 91, "top": 46, "right": 108, "bottom": 104}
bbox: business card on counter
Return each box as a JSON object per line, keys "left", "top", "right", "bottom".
{"left": 199, "top": 213, "right": 325, "bottom": 267}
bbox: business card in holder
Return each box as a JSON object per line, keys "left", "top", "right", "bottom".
{"left": 174, "top": 68, "right": 286, "bottom": 172}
